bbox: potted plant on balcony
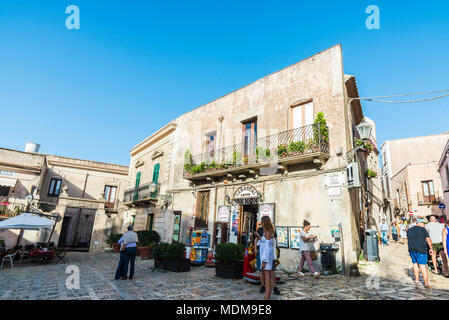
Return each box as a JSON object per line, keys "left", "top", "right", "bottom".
{"left": 106, "top": 232, "right": 123, "bottom": 253}
{"left": 355, "top": 139, "right": 373, "bottom": 153}
{"left": 287, "top": 141, "right": 307, "bottom": 156}
{"left": 136, "top": 230, "right": 160, "bottom": 260}
{"left": 215, "top": 243, "right": 244, "bottom": 279}
{"left": 152, "top": 242, "right": 170, "bottom": 269}
{"left": 165, "top": 242, "right": 191, "bottom": 272}
{"left": 277, "top": 144, "right": 288, "bottom": 158}
{"left": 366, "top": 169, "right": 378, "bottom": 179}
{"left": 312, "top": 112, "right": 329, "bottom": 151}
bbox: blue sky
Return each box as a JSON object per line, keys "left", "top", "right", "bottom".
{"left": 1, "top": 0, "right": 448, "bottom": 165}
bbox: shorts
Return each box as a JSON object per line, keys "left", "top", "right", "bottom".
{"left": 409, "top": 251, "right": 427, "bottom": 265}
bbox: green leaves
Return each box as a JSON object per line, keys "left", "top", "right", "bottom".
{"left": 215, "top": 243, "right": 244, "bottom": 263}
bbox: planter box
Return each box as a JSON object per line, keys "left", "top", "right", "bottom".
{"left": 154, "top": 258, "right": 168, "bottom": 270}
{"left": 215, "top": 261, "right": 243, "bottom": 279}
{"left": 137, "top": 246, "right": 152, "bottom": 260}
{"left": 166, "top": 258, "right": 191, "bottom": 272}
{"left": 112, "top": 243, "right": 121, "bottom": 253}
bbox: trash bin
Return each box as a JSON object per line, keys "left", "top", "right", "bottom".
{"left": 364, "top": 229, "right": 379, "bottom": 261}
{"left": 320, "top": 243, "right": 338, "bottom": 271}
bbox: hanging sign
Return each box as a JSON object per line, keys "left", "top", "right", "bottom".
{"left": 217, "top": 206, "right": 230, "bottom": 222}
{"left": 258, "top": 203, "right": 275, "bottom": 222}
{"left": 234, "top": 185, "right": 258, "bottom": 199}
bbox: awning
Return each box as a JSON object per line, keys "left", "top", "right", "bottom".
{"left": 0, "top": 177, "right": 17, "bottom": 188}
{"left": 0, "top": 213, "right": 54, "bottom": 230}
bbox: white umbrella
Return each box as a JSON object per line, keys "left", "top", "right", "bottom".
{"left": 0, "top": 213, "right": 55, "bottom": 247}
{"left": 0, "top": 213, "right": 54, "bottom": 230}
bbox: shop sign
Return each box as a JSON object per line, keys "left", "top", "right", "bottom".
{"left": 258, "top": 203, "right": 275, "bottom": 222}
{"left": 324, "top": 171, "right": 346, "bottom": 187}
{"left": 328, "top": 187, "right": 341, "bottom": 197}
{"left": 234, "top": 185, "right": 258, "bottom": 200}
{"left": 217, "top": 206, "right": 230, "bottom": 222}
{"left": 0, "top": 170, "right": 18, "bottom": 178}
{"left": 228, "top": 206, "right": 239, "bottom": 244}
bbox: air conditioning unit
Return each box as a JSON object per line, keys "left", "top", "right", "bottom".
{"left": 347, "top": 162, "right": 361, "bottom": 188}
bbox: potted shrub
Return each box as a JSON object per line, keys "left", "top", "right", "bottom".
{"left": 355, "top": 139, "right": 373, "bottom": 153}
{"left": 215, "top": 243, "right": 244, "bottom": 279}
{"left": 165, "top": 242, "right": 190, "bottom": 272}
{"left": 136, "top": 230, "right": 160, "bottom": 260}
{"left": 106, "top": 232, "right": 123, "bottom": 253}
{"left": 277, "top": 144, "right": 288, "bottom": 158}
{"left": 152, "top": 242, "right": 170, "bottom": 269}
{"left": 312, "top": 112, "right": 329, "bottom": 148}
{"left": 367, "top": 169, "right": 378, "bottom": 179}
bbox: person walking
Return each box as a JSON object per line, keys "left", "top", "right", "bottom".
{"left": 258, "top": 216, "right": 275, "bottom": 300}
{"left": 442, "top": 220, "right": 449, "bottom": 263}
{"left": 407, "top": 218, "right": 434, "bottom": 288}
{"left": 400, "top": 219, "right": 408, "bottom": 245}
{"left": 391, "top": 222, "right": 399, "bottom": 243}
{"left": 379, "top": 219, "right": 389, "bottom": 245}
{"left": 118, "top": 225, "right": 138, "bottom": 280}
{"left": 426, "top": 215, "right": 449, "bottom": 277}
{"left": 254, "top": 219, "right": 281, "bottom": 296}
{"left": 297, "top": 220, "right": 320, "bottom": 278}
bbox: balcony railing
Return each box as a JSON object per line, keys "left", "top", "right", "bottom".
{"left": 184, "top": 123, "right": 329, "bottom": 179}
{"left": 417, "top": 192, "right": 441, "bottom": 205}
{"left": 123, "top": 183, "right": 159, "bottom": 204}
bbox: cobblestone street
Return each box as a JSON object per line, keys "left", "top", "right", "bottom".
{"left": 1, "top": 243, "right": 449, "bottom": 300}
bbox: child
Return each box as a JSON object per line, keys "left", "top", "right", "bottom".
{"left": 391, "top": 222, "right": 399, "bottom": 242}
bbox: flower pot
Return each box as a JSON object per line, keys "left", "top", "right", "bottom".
{"left": 215, "top": 261, "right": 243, "bottom": 279}
{"left": 166, "top": 258, "right": 191, "bottom": 272}
{"left": 137, "top": 246, "right": 152, "bottom": 260}
{"left": 112, "top": 243, "right": 121, "bottom": 253}
{"left": 154, "top": 258, "right": 168, "bottom": 270}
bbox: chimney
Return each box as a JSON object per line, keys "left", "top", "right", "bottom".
{"left": 25, "top": 142, "right": 41, "bottom": 153}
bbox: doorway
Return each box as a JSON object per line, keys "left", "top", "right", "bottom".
{"left": 238, "top": 204, "right": 259, "bottom": 247}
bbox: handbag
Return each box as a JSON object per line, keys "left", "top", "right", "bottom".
{"left": 310, "top": 250, "right": 318, "bottom": 261}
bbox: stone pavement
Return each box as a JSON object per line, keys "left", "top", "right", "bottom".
{"left": 0, "top": 243, "right": 448, "bottom": 300}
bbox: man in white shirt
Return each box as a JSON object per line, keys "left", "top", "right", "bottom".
{"left": 426, "top": 215, "right": 448, "bottom": 276}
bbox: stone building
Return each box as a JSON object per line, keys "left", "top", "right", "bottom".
{"left": 125, "top": 44, "right": 377, "bottom": 272}
{"left": 381, "top": 132, "right": 449, "bottom": 220}
{"left": 438, "top": 139, "right": 449, "bottom": 219}
{"left": 0, "top": 144, "right": 129, "bottom": 251}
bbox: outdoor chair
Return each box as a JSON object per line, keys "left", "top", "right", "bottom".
{"left": 1, "top": 251, "right": 18, "bottom": 270}
{"left": 54, "top": 246, "right": 68, "bottom": 264}
{"left": 18, "top": 249, "right": 30, "bottom": 265}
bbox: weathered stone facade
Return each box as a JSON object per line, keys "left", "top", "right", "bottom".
{"left": 125, "top": 45, "right": 375, "bottom": 273}
{"left": 0, "top": 147, "right": 129, "bottom": 251}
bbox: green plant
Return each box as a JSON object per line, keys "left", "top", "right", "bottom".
{"left": 215, "top": 243, "right": 244, "bottom": 263}
{"left": 366, "top": 169, "right": 378, "bottom": 178}
{"left": 313, "top": 112, "right": 329, "bottom": 145}
{"left": 184, "top": 149, "right": 193, "bottom": 166}
{"left": 165, "top": 242, "right": 186, "bottom": 260}
{"left": 152, "top": 242, "right": 170, "bottom": 260}
{"left": 355, "top": 139, "right": 373, "bottom": 152}
{"left": 136, "top": 230, "right": 161, "bottom": 247}
{"left": 277, "top": 144, "right": 288, "bottom": 157}
{"left": 287, "top": 141, "right": 306, "bottom": 153}
{"left": 106, "top": 232, "right": 123, "bottom": 246}
{"left": 232, "top": 151, "right": 241, "bottom": 165}
{"left": 0, "top": 239, "right": 5, "bottom": 247}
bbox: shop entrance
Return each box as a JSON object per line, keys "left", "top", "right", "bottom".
{"left": 238, "top": 204, "right": 258, "bottom": 247}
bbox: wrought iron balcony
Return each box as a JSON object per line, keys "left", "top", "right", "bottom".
{"left": 123, "top": 183, "right": 159, "bottom": 205}
{"left": 417, "top": 192, "right": 441, "bottom": 205}
{"left": 184, "top": 123, "right": 330, "bottom": 180}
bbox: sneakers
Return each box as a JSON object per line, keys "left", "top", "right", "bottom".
{"left": 273, "top": 286, "right": 281, "bottom": 295}
{"left": 297, "top": 272, "right": 305, "bottom": 277}
{"left": 259, "top": 285, "right": 265, "bottom": 293}
{"left": 313, "top": 272, "right": 321, "bottom": 278}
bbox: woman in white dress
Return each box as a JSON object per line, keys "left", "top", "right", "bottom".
{"left": 258, "top": 216, "right": 275, "bottom": 300}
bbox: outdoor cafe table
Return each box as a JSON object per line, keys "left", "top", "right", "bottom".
{"left": 29, "top": 249, "right": 55, "bottom": 263}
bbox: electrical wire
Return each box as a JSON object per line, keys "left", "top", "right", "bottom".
{"left": 349, "top": 89, "right": 449, "bottom": 104}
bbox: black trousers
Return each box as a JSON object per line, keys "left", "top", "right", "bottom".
{"left": 123, "top": 247, "right": 137, "bottom": 279}
{"left": 115, "top": 251, "right": 126, "bottom": 279}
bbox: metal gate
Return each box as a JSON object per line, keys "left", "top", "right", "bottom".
{"left": 58, "top": 207, "right": 96, "bottom": 252}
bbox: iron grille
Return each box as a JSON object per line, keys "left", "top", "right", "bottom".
{"left": 195, "top": 191, "right": 210, "bottom": 227}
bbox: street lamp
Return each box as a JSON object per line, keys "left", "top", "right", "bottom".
{"left": 356, "top": 120, "right": 373, "bottom": 140}
{"left": 25, "top": 194, "right": 33, "bottom": 212}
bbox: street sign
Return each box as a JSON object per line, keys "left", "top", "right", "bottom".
{"left": 439, "top": 203, "right": 446, "bottom": 210}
